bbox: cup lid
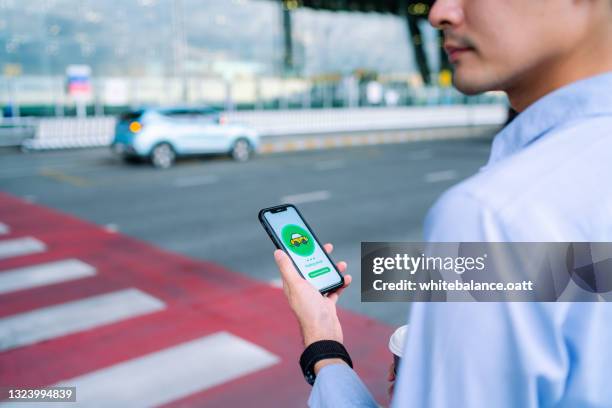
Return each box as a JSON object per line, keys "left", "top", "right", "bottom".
{"left": 388, "top": 325, "right": 408, "bottom": 357}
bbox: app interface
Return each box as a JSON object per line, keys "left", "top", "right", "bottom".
{"left": 264, "top": 207, "right": 341, "bottom": 290}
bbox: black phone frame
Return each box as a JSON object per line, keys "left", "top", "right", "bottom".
{"left": 258, "top": 203, "right": 345, "bottom": 295}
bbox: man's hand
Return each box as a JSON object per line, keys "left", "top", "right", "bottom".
{"left": 274, "top": 243, "right": 352, "bottom": 350}
{"left": 388, "top": 362, "right": 396, "bottom": 399}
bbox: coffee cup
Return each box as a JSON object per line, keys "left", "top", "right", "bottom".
{"left": 388, "top": 324, "right": 408, "bottom": 375}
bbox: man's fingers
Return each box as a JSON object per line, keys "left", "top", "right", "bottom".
{"left": 343, "top": 273, "right": 352, "bottom": 288}
{"left": 324, "top": 244, "right": 346, "bottom": 274}
{"left": 388, "top": 383, "right": 395, "bottom": 399}
{"left": 276, "top": 246, "right": 347, "bottom": 300}
{"left": 388, "top": 363, "right": 396, "bottom": 381}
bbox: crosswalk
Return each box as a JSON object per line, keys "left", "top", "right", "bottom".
{"left": 0, "top": 221, "right": 281, "bottom": 407}
{"left": 0, "top": 193, "right": 392, "bottom": 406}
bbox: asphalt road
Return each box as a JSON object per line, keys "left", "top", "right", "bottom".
{"left": 0, "top": 129, "right": 494, "bottom": 326}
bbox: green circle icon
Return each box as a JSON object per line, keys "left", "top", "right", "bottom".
{"left": 281, "top": 224, "right": 315, "bottom": 257}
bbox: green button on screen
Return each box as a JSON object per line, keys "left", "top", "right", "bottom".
{"left": 308, "top": 267, "right": 331, "bottom": 278}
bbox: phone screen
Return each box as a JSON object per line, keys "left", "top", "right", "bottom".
{"left": 262, "top": 206, "right": 343, "bottom": 292}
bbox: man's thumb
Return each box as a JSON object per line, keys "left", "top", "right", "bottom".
{"left": 274, "top": 250, "right": 300, "bottom": 284}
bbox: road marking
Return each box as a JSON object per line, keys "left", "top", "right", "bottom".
{"left": 305, "top": 138, "right": 320, "bottom": 150}
{"left": 281, "top": 190, "right": 331, "bottom": 204}
{"left": 314, "top": 160, "right": 345, "bottom": 171}
{"left": 0, "top": 288, "right": 165, "bottom": 352}
{"left": 0, "top": 223, "right": 9, "bottom": 235}
{"left": 0, "top": 259, "right": 96, "bottom": 295}
{"left": 104, "top": 223, "right": 119, "bottom": 233}
{"left": 269, "top": 278, "right": 283, "bottom": 288}
{"left": 424, "top": 170, "right": 458, "bottom": 183}
{"left": 54, "top": 332, "right": 279, "bottom": 407}
{"left": 0, "top": 237, "right": 46, "bottom": 260}
{"left": 173, "top": 175, "right": 219, "bottom": 188}
{"left": 259, "top": 143, "right": 275, "bottom": 153}
{"left": 39, "top": 168, "right": 90, "bottom": 187}
{"left": 323, "top": 138, "right": 337, "bottom": 149}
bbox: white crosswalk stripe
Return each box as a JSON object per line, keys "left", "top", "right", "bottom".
{"left": 0, "top": 259, "right": 96, "bottom": 295}
{"left": 46, "top": 332, "right": 279, "bottom": 407}
{"left": 268, "top": 278, "right": 283, "bottom": 288}
{"left": 0, "top": 237, "right": 46, "bottom": 260}
{"left": 0, "top": 288, "right": 165, "bottom": 352}
{"left": 0, "top": 223, "right": 9, "bottom": 235}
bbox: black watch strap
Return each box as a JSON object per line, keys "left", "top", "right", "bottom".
{"left": 299, "top": 340, "right": 353, "bottom": 386}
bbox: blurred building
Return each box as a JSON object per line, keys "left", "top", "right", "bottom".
{"left": 0, "top": 0, "right": 504, "bottom": 117}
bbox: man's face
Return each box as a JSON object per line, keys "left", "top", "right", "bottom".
{"left": 429, "top": 0, "right": 582, "bottom": 94}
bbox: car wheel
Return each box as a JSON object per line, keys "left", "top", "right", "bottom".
{"left": 151, "top": 143, "right": 176, "bottom": 169}
{"left": 230, "top": 138, "right": 252, "bottom": 162}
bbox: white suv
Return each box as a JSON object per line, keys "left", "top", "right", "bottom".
{"left": 112, "top": 107, "right": 260, "bottom": 168}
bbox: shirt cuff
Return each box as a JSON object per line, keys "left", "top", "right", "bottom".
{"left": 308, "top": 363, "right": 377, "bottom": 408}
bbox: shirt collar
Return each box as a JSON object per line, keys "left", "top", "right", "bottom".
{"left": 486, "top": 71, "right": 612, "bottom": 166}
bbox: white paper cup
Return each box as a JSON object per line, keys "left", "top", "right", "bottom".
{"left": 388, "top": 325, "right": 408, "bottom": 374}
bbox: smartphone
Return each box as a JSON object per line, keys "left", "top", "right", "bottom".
{"left": 259, "top": 204, "right": 344, "bottom": 294}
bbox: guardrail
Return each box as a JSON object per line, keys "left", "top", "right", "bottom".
{"left": 229, "top": 105, "right": 507, "bottom": 136}
{"left": 23, "top": 117, "right": 114, "bottom": 150}
{"left": 5, "top": 104, "right": 507, "bottom": 151}
{"left": 0, "top": 118, "right": 37, "bottom": 147}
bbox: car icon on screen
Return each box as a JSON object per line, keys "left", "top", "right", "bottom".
{"left": 290, "top": 233, "right": 309, "bottom": 247}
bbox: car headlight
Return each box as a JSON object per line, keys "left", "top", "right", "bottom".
{"left": 129, "top": 121, "right": 142, "bottom": 133}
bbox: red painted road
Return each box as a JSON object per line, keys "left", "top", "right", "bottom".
{"left": 0, "top": 192, "right": 394, "bottom": 407}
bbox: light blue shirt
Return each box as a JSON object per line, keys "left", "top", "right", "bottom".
{"left": 309, "top": 71, "right": 612, "bottom": 407}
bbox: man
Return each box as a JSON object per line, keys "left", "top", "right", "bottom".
{"left": 274, "top": 0, "right": 612, "bottom": 406}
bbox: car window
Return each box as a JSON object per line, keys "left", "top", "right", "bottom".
{"left": 118, "top": 110, "right": 144, "bottom": 121}
{"left": 202, "top": 112, "right": 220, "bottom": 123}
{"left": 164, "top": 109, "right": 195, "bottom": 118}
{"left": 162, "top": 109, "right": 217, "bottom": 121}
{"left": 194, "top": 109, "right": 219, "bottom": 122}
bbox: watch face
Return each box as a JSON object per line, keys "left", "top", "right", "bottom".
{"left": 305, "top": 373, "right": 316, "bottom": 386}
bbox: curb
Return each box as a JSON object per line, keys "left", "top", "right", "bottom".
{"left": 258, "top": 126, "right": 498, "bottom": 154}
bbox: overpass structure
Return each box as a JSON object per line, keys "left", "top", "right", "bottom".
{"left": 275, "top": 0, "right": 449, "bottom": 85}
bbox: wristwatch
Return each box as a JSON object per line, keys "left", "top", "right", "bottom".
{"left": 299, "top": 340, "right": 353, "bottom": 386}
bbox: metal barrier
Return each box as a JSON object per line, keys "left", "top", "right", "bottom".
{"left": 23, "top": 117, "right": 115, "bottom": 150}
{"left": 0, "top": 118, "right": 37, "bottom": 148}
{"left": 228, "top": 105, "right": 507, "bottom": 136}
{"left": 15, "top": 104, "right": 507, "bottom": 151}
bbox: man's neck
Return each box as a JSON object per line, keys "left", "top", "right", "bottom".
{"left": 506, "top": 30, "right": 612, "bottom": 112}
